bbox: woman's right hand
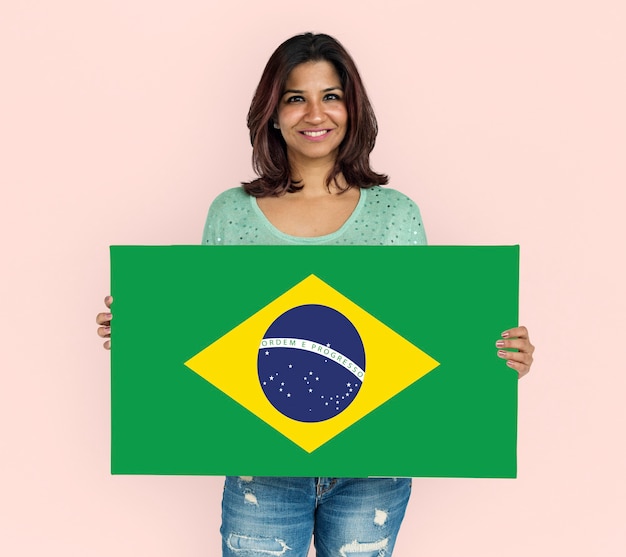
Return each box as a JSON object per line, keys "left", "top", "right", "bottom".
{"left": 96, "top": 295, "right": 113, "bottom": 349}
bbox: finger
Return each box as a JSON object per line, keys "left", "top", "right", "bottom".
{"left": 504, "top": 358, "right": 531, "bottom": 379}
{"left": 103, "top": 338, "right": 111, "bottom": 350}
{"left": 497, "top": 348, "right": 533, "bottom": 377}
{"left": 104, "top": 295, "right": 113, "bottom": 309}
{"left": 498, "top": 350, "right": 533, "bottom": 378}
{"left": 495, "top": 338, "right": 535, "bottom": 354}
{"left": 501, "top": 325, "right": 529, "bottom": 339}
{"left": 96, "top": 312, "right": 112, "bottom": 326}
{"left": 97, "top": 326, "right": 111, "bottom": 339}
{"left": 497, "top": 348, "right": 532, "bottom": 365}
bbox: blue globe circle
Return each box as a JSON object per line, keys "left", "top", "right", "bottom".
{"left": 257, "top": 304, "right": 365, "bottom": 422}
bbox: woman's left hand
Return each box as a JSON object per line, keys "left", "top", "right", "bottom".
{"left": 496, "top": 326, "right": 534, "bottom": 379}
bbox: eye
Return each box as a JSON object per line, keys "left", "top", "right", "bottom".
{"left": 324, "top": 93, "right": 342, "bottom": 101}
{"left": 286, "top": 95, "right": 304, "bottom": 103}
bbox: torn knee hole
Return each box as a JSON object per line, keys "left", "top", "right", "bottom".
{"left": 373, "top": 509, "right": 388, "bottom": 526}
{"left": 226, "top": 533, "right": 291, "bottom": 555}
{"left": 339, "top": 538, "right": 389, "bottom": 557}
{"left": 243, "top": 490, "right": 258, "bottom": 506}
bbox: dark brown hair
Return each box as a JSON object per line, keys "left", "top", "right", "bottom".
{"left": 242, "top": 33, "right": 388, "bottom": 197}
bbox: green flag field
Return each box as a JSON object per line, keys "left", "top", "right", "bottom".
{"left": 110, "top": 245, "right": 519, "bottom": 477}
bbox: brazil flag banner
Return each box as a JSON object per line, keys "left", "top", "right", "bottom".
{"left": 110, "top": 246, "right": 519, "bottom": 478}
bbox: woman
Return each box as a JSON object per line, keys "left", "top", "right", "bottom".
{"left": 97, "top": 32, "right": 534, "bottom": 557}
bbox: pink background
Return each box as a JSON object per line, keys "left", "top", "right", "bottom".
{"left": 1, "top": 1, "right": 625, "bottom": 555}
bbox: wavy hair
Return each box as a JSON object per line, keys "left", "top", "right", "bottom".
{"left": 242, "top": 33, "right": 388, "bottom": 197}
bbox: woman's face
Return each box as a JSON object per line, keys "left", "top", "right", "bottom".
{"left": 276, "top": 60, "right": 348, "bottom": 169}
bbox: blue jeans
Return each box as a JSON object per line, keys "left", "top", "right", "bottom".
{"left": 221, "top": 476, "right": 412, "bottom": 557}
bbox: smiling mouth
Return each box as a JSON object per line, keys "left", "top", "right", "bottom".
{"left": 300, "top": 130, "right": 330, "bottom": 137}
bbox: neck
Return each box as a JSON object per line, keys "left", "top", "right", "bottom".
{"left": 289, "top": 157, "right": 346, "bottom": 197}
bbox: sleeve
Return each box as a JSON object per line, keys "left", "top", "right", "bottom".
{"left": 406, "top": 196, "right": 428, "bottom": 246}
{"left": 390, "top": 190, "right": 428, "bottom": 246}
{"left": 202, "top": 188, "right": 243, "bottom": 245}
{"left": 201, "top": 196, "right": 222, "bottom": 246}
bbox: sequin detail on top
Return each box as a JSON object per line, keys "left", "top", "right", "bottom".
{"left": 202, "top": 186, "right": 427, "bottom": 246}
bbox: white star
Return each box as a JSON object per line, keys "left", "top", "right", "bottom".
{"left": 265, "top": 351, "right": 269, "bottom": 356}
{"left": 279, "top": 388, "right": 283, "bottom": 392}
{"left": 315, "top": 377, "right": 319, "bottom": 381}
{"left": 347, "top": 382, "right": 351, "bottom": 387}
{"left": 287, "top": 393, "right": 291, "bottom": 397}
{"left": 326, "top": 343, "right": 331, "bottom": 347}
{"left": 308, "top": 388, "right": 313, "bottom": 393}
{"left": 309, "top": 371, "right": 313, "bottom": 375}
{"left": 281, "top": 382, "right": 285, "bottom": 386}
{"left": 288, "top": 364, "right": 292, "bottom": 368}
{"left": 263, "top": 381, "right": 267, "bottom": 385}
{"left": 269, "top": 375, "right": 274, "bottom": 381}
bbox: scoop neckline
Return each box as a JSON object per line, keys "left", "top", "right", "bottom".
{"left": 250, "top": 188, "right": 367, "bottom": 244}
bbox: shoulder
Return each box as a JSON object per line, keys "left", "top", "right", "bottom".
{"left": 359, "top": 186, "right": 427, "bottom": 246}
{"left": 363, "top": 185, "right": 421, "bottom": 212}
{"left": 208, "top": 186, "right": 251, "bottom": 212}
{"left": 206, "top": 187, "right": 255, "bottom": 223}
{"left": 203, "top": 187, "right": 254, "bottom": 245}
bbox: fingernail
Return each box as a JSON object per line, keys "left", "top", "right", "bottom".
{"left": 105, "top": 313, "right": 112, "bottom": 319}
{"left": 501, "top": 331, "right": 510, "bottom": 338}
{"left": 104, "top": 327, "right": 111, "bottom": 334}
{"left": 506, "top": 359, "right": 516, "bottom": 368}
{"left": 498, "top": 350, "right": 506, "bottom": 358}
{"left": 496, "top": 340, "right": 505, "bottom": 347}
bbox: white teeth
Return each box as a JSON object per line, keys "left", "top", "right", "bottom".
{"left": 302, "top": 130, "right": 328, "bottom": 137}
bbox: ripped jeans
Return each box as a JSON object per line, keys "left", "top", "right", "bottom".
{"left": 221, "top": 476, "right": 411, "bottom": 557}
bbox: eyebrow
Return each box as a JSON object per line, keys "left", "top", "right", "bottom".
{"left": 282, "top": 86, "right": 343, "bottom": 95}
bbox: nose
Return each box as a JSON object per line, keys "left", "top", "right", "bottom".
{"left": 305, "top": 100, "right": 324, "bottom": 124}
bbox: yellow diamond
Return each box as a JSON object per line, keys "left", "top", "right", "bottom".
{"left": 185, "top": 275, "right": 439, "bottom": 452}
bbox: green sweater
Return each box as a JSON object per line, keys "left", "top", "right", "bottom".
{"left": 202, "top": 186, "right": 427, "bottom": 246}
